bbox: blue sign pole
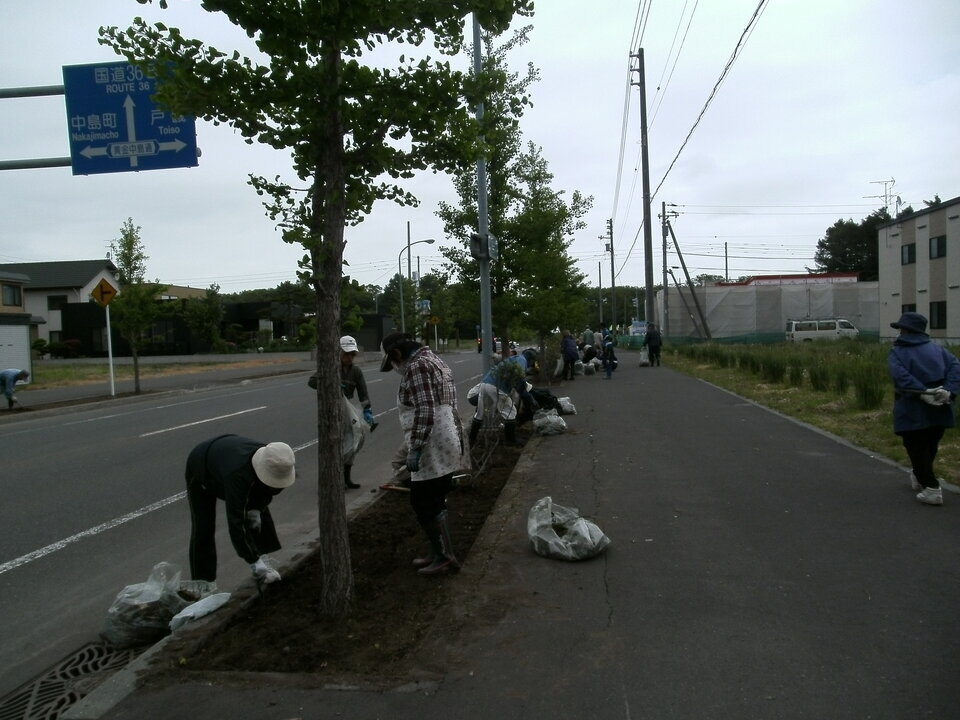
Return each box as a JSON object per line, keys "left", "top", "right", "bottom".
{"left": 62, "top": 61, "right": 198, "bottom": 176}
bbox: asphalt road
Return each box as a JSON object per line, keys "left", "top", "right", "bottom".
{"left": 0, "top": 352, "right": 487, "bottom": 699}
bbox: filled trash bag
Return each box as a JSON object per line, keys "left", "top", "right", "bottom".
{"left": 532, "top": 408, "right": 566, "bottom": 435}
{"left": 101, "top": 562, "right": 194, "bottom": 648}
{"left": 527, "top": 496, "right": 611, "bottom": 561}
{"left": 557, "top": 397, "right": 577, "bottom": 415}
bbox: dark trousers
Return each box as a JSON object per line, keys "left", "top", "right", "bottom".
{"left": 187, "top": 480, "right": 221, "bottom": 581}
{"left": 410, "top": 474, "right": 454, "bottom": 525}
{"left": 649, "top": 347, "right": 661, "bottom": 366}
{"left": 186, "top": 478, "right": 280, "bottom": 581}
{"left": 562, "top": 358, "right": 575, "bottom": 380}
{"left": 900, "top": 426, "right": 946, "bottom": 488}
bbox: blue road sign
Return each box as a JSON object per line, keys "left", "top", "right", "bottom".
{"left": 62, "top": 61, "right": 199, "bottom": 176}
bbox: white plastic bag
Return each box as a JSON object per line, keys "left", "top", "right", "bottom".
{"left": 557, "top": 397, "right": 577, "bottom": 415}
{"left": 532, "top": 408, "right": 566, "bottom": 435}
{"left": 639, "top": 347, "right": 650, "bottom": 367}
{"left": 169, "top": 592, "right": 232, "bottom": 632}
{"left": 527, "top": 496, "right": 611, "bottom": 561}
{"left": 342, "top": 395, "right": 367, "bottom": 464}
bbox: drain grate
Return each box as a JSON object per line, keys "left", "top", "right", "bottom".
{"left": 0, "top": 643, "right": 143, "bottom": 720}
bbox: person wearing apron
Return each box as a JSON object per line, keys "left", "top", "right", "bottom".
{"left": 380, "top": 332, "right": 465, "bottom": 575}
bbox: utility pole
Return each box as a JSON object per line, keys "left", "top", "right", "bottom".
{"left": 597, "top": 262, "right": 603, "bottom": 326}
{"left": 660, "top": 202, "right": 677, "bottom": 336}
{"left": 603, "top": 219, "right": 615, "bottom": 330}
{"left": 472, "top": 15, "right": 495, "bottom": 372}
{"left": 630, "top": 48, "right": 656, "bottom": 326}
{"left": 666, "top": 219, "right": 711, "bottom": 339}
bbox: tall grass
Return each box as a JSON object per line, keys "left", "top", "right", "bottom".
{"left": 852, "top": 360, "right": 886, "bottom": 410}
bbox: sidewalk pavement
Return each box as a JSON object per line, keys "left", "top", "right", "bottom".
{"left": 65, "top": 353, "right": 960, "bottom": 719}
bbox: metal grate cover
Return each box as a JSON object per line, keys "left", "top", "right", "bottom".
{"left": 0, "top": 643, "right": 142, "bottom": 720}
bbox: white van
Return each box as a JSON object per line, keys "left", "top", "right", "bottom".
{"left": 785, "top": 318, "right": 859, "bottom": 342}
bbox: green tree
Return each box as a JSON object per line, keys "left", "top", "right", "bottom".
{"left": 111, "top": 217, "right": 148, "bottom": 285}
{"left": 108, "top": 218, "right": 167, "bottom": 394}
{"left": 437, "top": 30, "right": 590, "bottom": 353}
{"left": 183, "top": 283, "right": 224, "bottom": 351}
{"left": 101, "top": 0, "right": 532, "bottom": 616}
{"left": 812, "top": 208, "right": 890, "bottom": 281}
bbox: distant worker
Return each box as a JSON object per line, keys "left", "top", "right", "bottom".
{"left": 470, "top": 350, "right": 537, "bottom": 443}
{"left": 185, "top": 435, "right": 296, "bottom": 584}
{"left": 643, "top": 323, "right": 663, "bottom": 366}
{"left": 888, "top": 312, "right": 960, "bottom": 506}
{"left": 0, "top": 368, "right": 29, "bottom": 410}
{"left": 560, "top": 330, "right": 579, "bottom": 381}
{"left": 601, "top": 333, "right": 618, "bottom": 379}
{"left": 309, "top": 335, "right": 378, "bottom": 490}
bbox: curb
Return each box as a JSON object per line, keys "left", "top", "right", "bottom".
{"left": 62, "top": 431, "right": 537, "bottom": 719}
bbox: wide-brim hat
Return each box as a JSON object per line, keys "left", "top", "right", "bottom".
{"left": 380, "top": 331, "right": 409, "bottom": 372}
{"left": 251, "top": 442, "right": 296, "bottom": 489}
{"left": 890, "top": 311, "right": 928, "bottom": 334}
{"left": 339, "top": 335, "right": 359, "bottom": 353}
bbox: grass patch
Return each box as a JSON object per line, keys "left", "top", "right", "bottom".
{"left": 667, "top": 344, "right": 960, "bottom": 486}
{"left": 26, "top": 357, "right": 302, "bottom": 389}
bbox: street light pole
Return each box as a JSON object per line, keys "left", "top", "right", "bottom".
{"left": 398, "top": 238, "right": 435, "bottom": 334}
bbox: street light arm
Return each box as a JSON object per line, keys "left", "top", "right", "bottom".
{"left": 396, "top": 238, "right": 436, "bottom": 335}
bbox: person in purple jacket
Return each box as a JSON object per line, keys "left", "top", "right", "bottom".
{"left": 887, "top": 312, "right": 960, "bottom": 505}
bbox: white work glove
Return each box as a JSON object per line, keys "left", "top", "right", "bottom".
{"left": 246, "top": 509, "right": 262, "bottom": 532}
{"left": 250, "top": 556, "right": 281, "bottom": 584}
{"left": 921, "top": 387, "right": 949, "bottom": 406}
{"left": 933, "top": 387, "right": 952, "bottom": 405}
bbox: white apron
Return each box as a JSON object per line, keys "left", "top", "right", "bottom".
{"left": 399, "top": 402, "right": 465, "bottom": 481}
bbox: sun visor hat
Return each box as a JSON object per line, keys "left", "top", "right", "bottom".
{"left": 251, "top": 442, "right": 296, "bottom": 489}
{"left": 380, "top": 332, "right": 408, "bottom": 372}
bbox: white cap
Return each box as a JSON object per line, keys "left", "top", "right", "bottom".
{"left": 340, "top": 335, "right": 359, "bottom": 353}
{"left": 251, "top": 442, "right": 296, "bottom": 489}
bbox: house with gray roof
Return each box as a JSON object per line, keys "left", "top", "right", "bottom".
{"left": 0, "top": 260, "right": 119, "bottom": 346}
{"left": 0, "top": 269, "right": 34, "bottom": 374}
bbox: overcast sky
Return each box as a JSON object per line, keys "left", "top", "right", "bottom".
{"left": 1, "top": 0, "right": 957, "bottom": 295}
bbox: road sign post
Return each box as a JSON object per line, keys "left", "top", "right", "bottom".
{"left": 91, "top": 278, "right": 118, "bottom": 396}
{"left": 62, "top": 61, "right": 198, "bottom": 176}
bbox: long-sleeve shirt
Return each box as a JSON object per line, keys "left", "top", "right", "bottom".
{"left": 340, "top": 363, "right": 371, "bottom": 409}
{"left": 397, "top": 346, "right": 457, "bottom": 452}
{"left": 481, "top": 355, "right": 528, "bottom": 394}
{"left": 0, "top": 369, "right": 24, "bottom": 399}
{"left": 184, "top": 435, "right": 281, "bottom": 564}
{"left": 888, "top": 334, "right": 960, "bottom": 433}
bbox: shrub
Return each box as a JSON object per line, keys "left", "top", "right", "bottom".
{"left": 32, "top": 339, "right": 49, "bottom": 359}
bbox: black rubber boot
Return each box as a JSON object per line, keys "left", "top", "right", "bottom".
{"left": 504, "top": 420, "right": 517, "bottom": 444}
{"left": 468, "top": 417, "right": 482, "bottom": 443}
{"left": 344, "top": 464, "right": 360, "bottom": 489}
{"left": 418, "top": 511, "right": 460, "bottom": 575}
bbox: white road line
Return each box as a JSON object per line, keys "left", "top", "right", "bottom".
{"left": 0, "top": 443, "right": 317, "bottom": 575}
{"left": 139, "top": 407, "right": 267, "bottom": 437}
{"left": 0, "top": 492, "right": 187, "bottom": 576}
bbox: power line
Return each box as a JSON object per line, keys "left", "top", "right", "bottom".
{"left": 652, "top": 0, "right": 771, "bottom": 199}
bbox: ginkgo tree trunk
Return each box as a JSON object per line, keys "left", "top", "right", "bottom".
{"left": 100, "top": 0, "right": 533, "bottom": 616}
